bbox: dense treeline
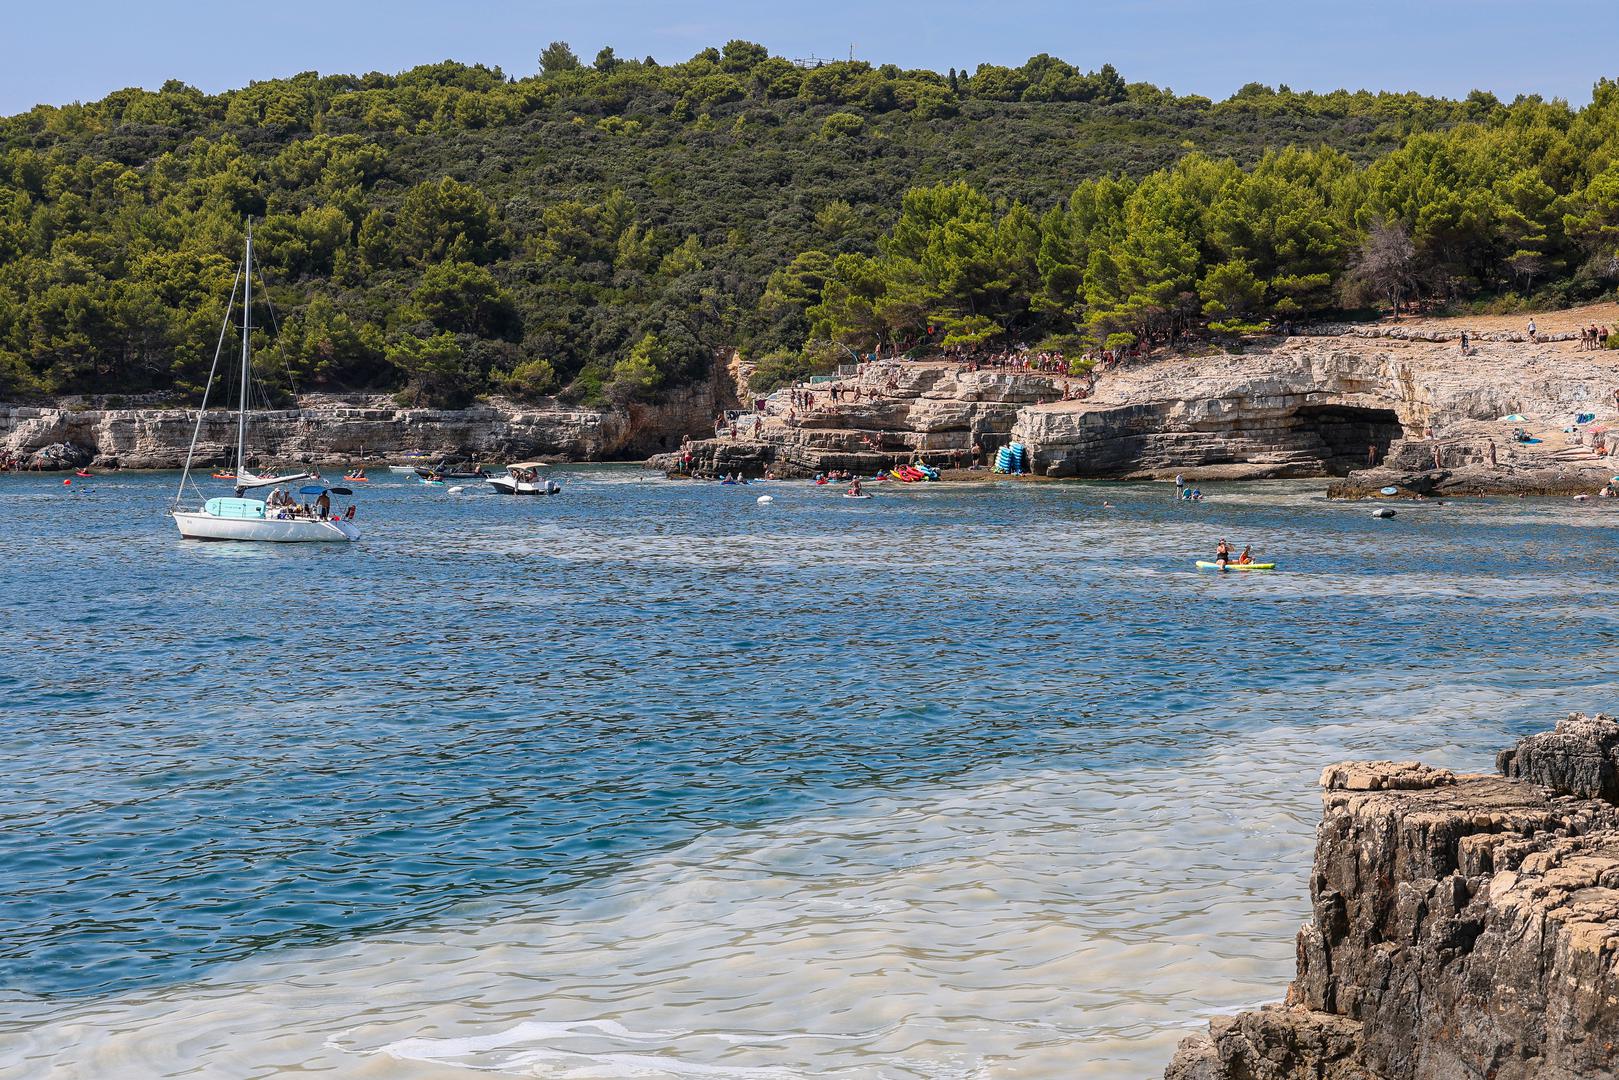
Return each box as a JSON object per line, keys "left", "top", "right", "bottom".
{"left": 0, "top": 40, "right": 1605, "bottom": 404}
{"left": 758, "top": 85, "right": 1619, "bottom": 385}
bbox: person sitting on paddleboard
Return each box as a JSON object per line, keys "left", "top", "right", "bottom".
{"left": 1238, "top": 545, "right": 1253, "bottom": 565}
{"left": 1215, "top": 539, "right": 1232, "bottom": 569}
{"left": 849, "top": 478, "right": 863, "bottom": 497}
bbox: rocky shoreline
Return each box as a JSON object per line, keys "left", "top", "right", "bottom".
{"left": 0, "top": 381, "right": 728, "bottom": 471}
{"left": 1164, "top": 713, "right": 1619, "bottom": 1080}
{"left": 653, "top": 318, "right": 1619, "bottom": 496}
{"left": 10, "top": 312, "right": 1619, "bottom": 497}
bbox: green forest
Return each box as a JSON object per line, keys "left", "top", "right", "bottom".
{"left": 1, "top": 40, "right": 1616, "bottom": 404}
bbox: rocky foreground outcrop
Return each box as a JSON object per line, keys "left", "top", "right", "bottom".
{"left": 0, "top": 383, "right": 723, "bottom": 469}
{"left": 1164, "top": 713, "right": 1619, "bottom": 1080}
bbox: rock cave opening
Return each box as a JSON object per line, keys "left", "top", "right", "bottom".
{"left": 1293, "top": 404, "right": 1405, "bottom": 474}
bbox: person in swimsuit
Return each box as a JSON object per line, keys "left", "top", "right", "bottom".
{"left": 1215, "top": 538, "right": 1232, "bottom": 569}
{"left": 1238, "top": 545, "right": 1253, "bottom": 565}
{"left": 849, "top": 478, "right": 863, "bottom": 497}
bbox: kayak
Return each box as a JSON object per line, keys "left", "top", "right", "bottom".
{"left": 1195, "top": 560, "right": 1276, "bottom": 571}
{"left": 74, "top": 470, "right": 93, "bottom": 478}
{"left": 419, "top": 477, "right": 445, "bottom": 485}
{"left": 343, "top": 475, "right": 369, "bottom": 482}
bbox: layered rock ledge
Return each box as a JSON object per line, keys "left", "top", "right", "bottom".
{"left": 0, "top": 383, "right": 724, "bottom": 469}
{"left": 1164, "top": 713, "right": 1619, "bottom": 1080}
{"left": 652, "top": 314, "right": 1619, "bottom": 489}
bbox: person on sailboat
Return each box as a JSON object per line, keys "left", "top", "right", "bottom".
{"left": 316, "top": 491, "right": 331, "bottom": 519}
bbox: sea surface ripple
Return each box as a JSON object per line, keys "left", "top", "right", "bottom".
{"left": 1, "top": 468, "right": 1614, "bottom": 1077}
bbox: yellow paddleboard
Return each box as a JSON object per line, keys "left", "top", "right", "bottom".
{"left": 1195, "top": 561, "right": 1275, "bottom": 571}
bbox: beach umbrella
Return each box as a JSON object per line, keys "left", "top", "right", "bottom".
{"left": 1500, "top": 413, "right": 1528, "bottom": 422}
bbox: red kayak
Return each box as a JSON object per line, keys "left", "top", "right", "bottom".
{"left": 74, "top": 470, "right": 93, "bottom": 478}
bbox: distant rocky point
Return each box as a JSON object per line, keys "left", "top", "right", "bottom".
{"left": 0, "top": 381, "right": 728, "bottom": 470}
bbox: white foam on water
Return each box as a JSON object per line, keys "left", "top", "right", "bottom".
{"left": 0, "top": 714, "right": 1496, "bottom": 1080}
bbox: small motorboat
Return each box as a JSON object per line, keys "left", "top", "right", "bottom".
{"left": 487, "top": 462, "right": 561, "bottom": 496}
{"left": 415, "top": 462, "right": 490, "bottom": 480}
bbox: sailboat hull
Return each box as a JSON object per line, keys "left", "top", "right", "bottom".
{"left": 172, "top": 512, "right": 359, "bottom": 543}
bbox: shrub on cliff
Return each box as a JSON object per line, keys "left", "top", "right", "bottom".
{"left": 0, "top": 349, "right": 35, "bottom": 400}
{"left": 387, "top": 332, "right": 479, "bottom": 408}
{"left": 607, "top": 332, "right": 674, "bottom": 403}
{"left": 501, "top": 357, "right": 557, "bottom": 400}
{"left": 748, "top": 350, "right": 824, "bottom": 393}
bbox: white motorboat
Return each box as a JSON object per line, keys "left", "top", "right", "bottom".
{"left": 171, "top": 222, "right": 360, "bottom": 543}
{"left": 487, "top": 461, "right": 561, "bottom": 496}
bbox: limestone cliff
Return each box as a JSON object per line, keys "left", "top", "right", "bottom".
{"left": 0, "top": 383, "right": 721, "bottom": 469}
{"left": 649, "top": 361, "right": 1064, "bottom": 476}
{"left": 1015, "top": 332, "right": 1619, "bottom": 481}
{"left": 1164, "top": 714, "right": 1619, "bottom": 1080}
{"left": 653, "top": 325, "right": 1619, "bottom": 486}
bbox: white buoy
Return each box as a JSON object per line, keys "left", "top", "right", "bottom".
{"left": 448, "top": 485, "right": 464, "bottom": 494}
{"left": 757, "top": 495, "right": 774, "bottom": 504}
{"left": 1372, "top": 507, "right": 1395, "bottom": 518}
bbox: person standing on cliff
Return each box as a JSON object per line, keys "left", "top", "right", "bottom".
{"left": 1528, "top": 318, "right": 1537, "bottom": 343}
{"left": 1460, "top": 330, "right": 1469, "bottom": 353}
{"left": 1488, "top": 440, "right": 1497, "bottom": 468}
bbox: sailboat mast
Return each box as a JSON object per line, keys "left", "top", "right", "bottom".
{"left": 236, "top": 220, "right": 252, "bottom": 483}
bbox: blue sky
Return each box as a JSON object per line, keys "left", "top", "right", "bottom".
{"left": 5, "top": 0, "right": 1616, "bottom": 115}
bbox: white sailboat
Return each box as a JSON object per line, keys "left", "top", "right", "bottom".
{"left": 172, "top": 223, "right": 360, "bottom": 543}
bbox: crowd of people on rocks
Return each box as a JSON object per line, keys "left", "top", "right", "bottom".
{"left": 1579, "top": 324, "right": 1613, "bottom": 350}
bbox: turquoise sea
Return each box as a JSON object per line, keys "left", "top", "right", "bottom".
{"left": 1, "top": 467, "right": 1615, "bottom": 1077}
